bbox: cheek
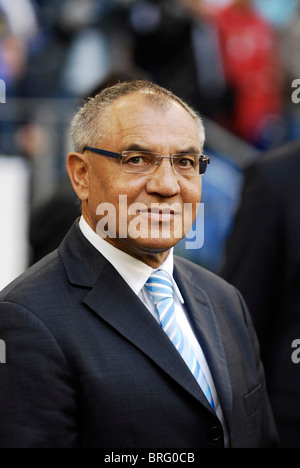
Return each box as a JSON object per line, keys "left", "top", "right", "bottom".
{"left": 89, "top": 171, "right": 145, "bottom": 214}
{"left": 182, "top": 182, "right": 202, "bottom": 223}
{"left": 86, "top": 170, "right": 113, "bottom": 222}
{"left": 181, "top": 179, "right": 202, "bottom": 206}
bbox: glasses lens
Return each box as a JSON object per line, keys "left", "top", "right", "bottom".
{"left": 172, "top": 154, "right": 201, "bottom": 177}
{"left": 199, "top": 156, "right": 209, "bottom": 175}
{"left": 121, "top": 151, "right": 159, "bottom": 173}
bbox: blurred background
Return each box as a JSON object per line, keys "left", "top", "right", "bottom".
{"left": 0, "top": 0, "right": 300, "bottom": 289}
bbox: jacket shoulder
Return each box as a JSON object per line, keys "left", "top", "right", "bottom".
{"left": 0, "top": 250, "right": 64, "bottom": 305}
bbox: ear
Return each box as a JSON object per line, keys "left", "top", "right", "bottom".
{"left": 67, "top": 152, "right": 89, "bottom": 202}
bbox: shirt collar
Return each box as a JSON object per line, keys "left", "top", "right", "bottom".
{"left": 79, "top": 216, "right": 184, "bottom": 303}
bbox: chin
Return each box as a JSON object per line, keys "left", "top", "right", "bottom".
{"left": 128, "top": 236, "right": 179, "bottom": 255}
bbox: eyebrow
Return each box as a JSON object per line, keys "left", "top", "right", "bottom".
{"left": 123, "top": 144, "right": 151, "bottom": 152}
{"left": 123, "top": 144, "right": 201, "bottom": 154}
{"left": 176, "top": 147, "right": 201, "bottom": 155}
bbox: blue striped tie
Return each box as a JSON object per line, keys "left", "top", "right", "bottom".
{"left": 145, "top": 270, "right": 215, "bottom": 410}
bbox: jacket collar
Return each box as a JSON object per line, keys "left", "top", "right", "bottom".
{"left": 59, "top": 219, "right": 107, "bottom": 288}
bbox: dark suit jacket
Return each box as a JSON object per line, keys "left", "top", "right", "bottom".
{"left": 0, "top": 221, "right": 278, "bottom": 448}
{"left": 220, "top": 141, "right": 300, "bottom": 447}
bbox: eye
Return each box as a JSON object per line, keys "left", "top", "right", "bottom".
{"left": 178, "top": 157, "right": 194, "bottom": 167}
{"left": 175, "top": 155, "right": 198, "bottom": 169}
{"left": 127, "top": 155, "right": 146, "bottom": 165}
{"left": 122, "top": 151, "right": 154, "bottom": 167}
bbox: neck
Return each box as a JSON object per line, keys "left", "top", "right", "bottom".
{"left": 104, "top": 236, "right": 171, "bottom": 269}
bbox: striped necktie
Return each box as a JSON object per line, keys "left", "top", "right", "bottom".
{"left": 145, "top": 270, "right": 215, "bottom": 410}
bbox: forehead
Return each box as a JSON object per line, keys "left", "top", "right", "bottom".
{"left": 101, "top": 92, "right": 201, "bottom": 150}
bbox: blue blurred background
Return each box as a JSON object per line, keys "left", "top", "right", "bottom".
{"left": 1, "top": 0, "right": 300, "bottom": 288}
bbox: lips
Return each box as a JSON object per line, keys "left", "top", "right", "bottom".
{"left": 138, "top": 207, "right": 179, "bottom": 223}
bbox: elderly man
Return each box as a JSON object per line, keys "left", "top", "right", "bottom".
{"left": 0, "top": 81, "right": 277, "bottom": 448}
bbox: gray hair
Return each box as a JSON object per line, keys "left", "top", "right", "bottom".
{"left": 71, "top": 80, "right": 205, "bottom": 153}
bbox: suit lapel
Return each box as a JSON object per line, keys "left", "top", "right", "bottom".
{"left": 82, "top": 261, "right": 214, "bottom": 411}
{"left": 174, "top": 260, "right": 233, "bottom": 425}
{"left": 59, "top": 222, "right": 228, "bottom": 415}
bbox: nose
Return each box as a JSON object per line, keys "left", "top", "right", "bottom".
{"left": 145, "top": 158, "right": 180, "bottom": 197}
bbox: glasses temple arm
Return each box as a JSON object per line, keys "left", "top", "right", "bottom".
{"left": 83, "top": 146, "right": 122, "bottom": 160}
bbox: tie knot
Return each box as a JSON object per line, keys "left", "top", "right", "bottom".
{"left": 145, "top": 270, "right": 174, "bottom": 305}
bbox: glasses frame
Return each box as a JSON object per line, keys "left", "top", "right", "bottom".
{"left": 83, "top": 146, "right": 210, "bottom": 176}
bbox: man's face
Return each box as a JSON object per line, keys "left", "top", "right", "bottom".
{"left": 79, "top": 92, "right": 203, "bottom": 266}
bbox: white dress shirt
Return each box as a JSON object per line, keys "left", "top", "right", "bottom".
{"left": 79, "top": 216, "right": 228, "bottom": 442}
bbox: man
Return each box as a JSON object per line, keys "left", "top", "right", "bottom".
{"left": 0, "top": 81, "right": 277, "bottom": 448}
{"left": 220, "top": 140, "right": 300, "bottom": 448}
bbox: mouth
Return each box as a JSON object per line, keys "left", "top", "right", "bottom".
{"left": 138, "top": 207, "right": 179, "bottom": 223}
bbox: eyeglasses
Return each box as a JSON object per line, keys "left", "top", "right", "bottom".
{"left": 83, "top": 146, "right": 210, "bottom": 177}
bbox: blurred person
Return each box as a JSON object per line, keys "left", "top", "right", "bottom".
{"left": 281, "top": 1, "right": 300, "bottom": 80}
{"left": 0, "top": 0, "right": 40, "bottom": 155}
{"left": 211, "top": 0, "right": 284, "bottom": 148}
{"left": 58, "top": 0, "right": 135, "bottom": 97}
{"left": 58, "top": 0, "right": 110, "bottom": 97}
{"left": 0, "top": 81, "right": 278, "bottom": 448}
{"left": 0, "top": 0, "right": 37, "bottom": 90}
{"left": 129, "top": 0, "right": 284, "bottom": 149}
{"left": 220, "top": 140, "right": 300, "bottom": 447}
{"left": 280, "top": 0, "right": 300, "bottom": 140}
{"left": 129, "top": 0, "right": 231, "bottom": 122}
{"left": 0, "top": 0, "right": 37, "bottom": 40}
